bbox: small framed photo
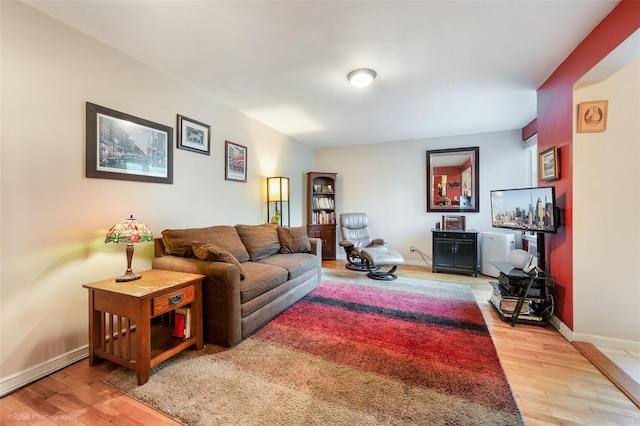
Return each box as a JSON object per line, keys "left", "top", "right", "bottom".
{"left": 539, "top": 146, "right": 559, "bottom": 182}
{"left": 443, "top": 215, "right": 465, "bottom": 230}
{"left": 86, "top": 102, "right": 173, "bottom": 184}
{"left": 177, "top": 115, "right": 210, "bottom": 155}
{"left": 225, "top": 140, "right": 247, "bottom": 182}
{"left": 577, "top": 100, "right": 608, "bottom": 133}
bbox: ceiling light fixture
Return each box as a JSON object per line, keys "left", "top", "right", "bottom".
{"left": 347, "top": 68, "right": 377, "bottom": 88}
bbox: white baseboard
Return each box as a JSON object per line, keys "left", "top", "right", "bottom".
{"left": 571, "top": 332, "right": 640, "bottom": 352}
{"left": 548, "top": 316, "right": 640, "bottom": 352}
{"left": 0, "top": 346, "right": 88, "bottom": 397}
{"left": 549, "top": 315, "right": 573, "bottom": 341}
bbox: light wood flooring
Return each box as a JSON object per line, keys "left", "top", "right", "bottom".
{"left": 1, "top": 261, "right": 639, "bottom": 425}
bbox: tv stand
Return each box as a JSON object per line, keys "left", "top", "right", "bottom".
{"left": 536, "top": 232, "right": 546, "bottom": 273}
{"left": 489, "top": 261, "right": 552, "bottom": 326}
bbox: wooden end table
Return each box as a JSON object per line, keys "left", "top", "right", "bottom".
{"left": 83, "top": 269, "right": 205, "bottom": 385}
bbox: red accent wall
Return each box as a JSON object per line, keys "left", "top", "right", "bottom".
{"left": 537, "top": 0, "right": 640, "bottom": 330}
{"left": 521, "top": 119, "right": 537, "bottom": 141}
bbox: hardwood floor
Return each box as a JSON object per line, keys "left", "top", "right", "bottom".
{"left": 1, "top": 261, "right": 639, "bottom": 425}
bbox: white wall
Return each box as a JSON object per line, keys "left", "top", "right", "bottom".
{"left": 314, "top": 130, "right": 530, "bottom": 265}
{"left": 0, "top": 2, "right": 314, "bottom": 394}
{"left": 573, "top": 58, "right": 640, "bottom": 348}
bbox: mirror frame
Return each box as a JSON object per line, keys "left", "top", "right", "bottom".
{"left": 426, "top": 146, "right": 479, "bottom": 213}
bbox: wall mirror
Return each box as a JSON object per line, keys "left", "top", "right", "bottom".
{"left": 426, "top": 146, "right": 479, "bottom": 212}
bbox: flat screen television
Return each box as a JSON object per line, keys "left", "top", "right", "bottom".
{"left": 490, "top": 186, "right": 558, "bottom": 234}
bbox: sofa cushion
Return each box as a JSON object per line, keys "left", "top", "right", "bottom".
{"left": 277, "top": 226, "right": 311, "bottom": 253}
{"left": 238, "top": 262, "right": 288, "bottom": 304}
{"left": 258, "top": 253, "right": 319, "bottom": 280}
{"left": 235, "top": 223, "right": 281, "bottom": 261}
{"left": 162, "top": 226, "right": 250, "bottom": 263}
{"left": 191, "top": 241, "right": 246, "bottom": 280}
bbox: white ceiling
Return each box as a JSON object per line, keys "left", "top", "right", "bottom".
{"left": 24, "top": 0, "right": 620, "bottom": 149}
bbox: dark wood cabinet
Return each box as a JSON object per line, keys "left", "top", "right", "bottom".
{"left": 307, "top": 224, "right": 336, "bottom": 260}
{"left": 431, "top": 229, "right": 478, "bottom": 276}
{"left": 307, "top": 172, "right": 337, "bottom": 260}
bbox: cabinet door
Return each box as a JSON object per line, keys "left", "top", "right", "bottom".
{"left": 453, "top": 239, "right": 476, "bottom": 271}
{"left": 433, "top": 238, "right": 455, "bottom": 268}
{"left": 323, "top": 226, "right": 336, "bottom": 260}
{"left": 307, "top": 225, "right": 336, "bottom": 260}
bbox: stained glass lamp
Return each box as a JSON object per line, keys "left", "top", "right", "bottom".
{"left": 105, "top": 215, "right": 153, "bottom": 282}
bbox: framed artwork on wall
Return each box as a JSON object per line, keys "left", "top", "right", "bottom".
{"left": 177, "top": 114, "right": 210, "bottom": 155}
{"left": 86, "top": 102, "right": 173, "bottom": 184}
{"left": 539, "top": 145, "right": 559, "bottom": 181}
{"left": 225, "top": 140, "right": 247, "bottom": 182}
{"left": 577, "top": 100, "right": 608, "bottom": 133}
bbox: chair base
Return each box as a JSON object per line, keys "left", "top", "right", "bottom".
{"left": 367, "top": 265, "right": 399, "bottom": 281}
{"left": 361, "top": 248, "right": 404, "bottom": 281}
{"left": 346, "top": 261, "right": 379, "bottom": 272}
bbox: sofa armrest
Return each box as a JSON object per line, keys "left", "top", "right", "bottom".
{"left": 152, "top": 255, "right": 242, "bottom": 346}
{"left": 309, "top": 237, "right": 322, "bottom": 257}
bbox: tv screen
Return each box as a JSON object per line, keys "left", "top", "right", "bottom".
{"left": 490, "top": 186, "right": 557, "bottom": 233}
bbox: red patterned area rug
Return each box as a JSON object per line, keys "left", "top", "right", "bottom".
{"left": 104, "top": 270, "right": 524, "bottom": 425}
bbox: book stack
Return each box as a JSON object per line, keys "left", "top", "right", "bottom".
{"left": 173, "top": 306, "right": 192, "bottom": 339}
{"left": 312, "top": 210, "right": 336, "bottom": 224}
{"left": 312, "top": 197, "right": 334, "bottom": 209}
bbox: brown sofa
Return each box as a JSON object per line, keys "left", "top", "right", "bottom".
{"left": 152, "top": 223, "right": 322, "bottom": 347}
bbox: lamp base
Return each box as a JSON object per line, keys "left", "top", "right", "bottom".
{"left": 116, "top": 270, "right": 141, "bottom": 282}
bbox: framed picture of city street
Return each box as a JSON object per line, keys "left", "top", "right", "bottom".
{"left": 225, "top": 140, "right": 247, "bottom": 182}
{"left": 86, "top": 102, "right": 173, "bottom": 184}
{"left": 177, "top": 114, "right": 210, "bottom": 155}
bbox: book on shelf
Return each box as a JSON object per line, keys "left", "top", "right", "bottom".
{"left": 173, "top": 312, "right": 185, "bottom": 338}
{"left": 312, "top": 210, "right": 335, "bottom": 224}
{"left": 173, "top": 306, "right": 192, "bottom": 339}
{"left": 312, "top": 197, "right": 334, "bottom": 209}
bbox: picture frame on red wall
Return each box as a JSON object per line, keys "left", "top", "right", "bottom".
{"left": 539, "top": 146, "right": 559, "bottom": 182}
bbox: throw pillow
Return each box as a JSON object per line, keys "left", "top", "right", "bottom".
{"left": 191, "top": 241, "right": 246, "bottom": 280}
{"left": 235, "top": 223, "right": 281, "bottom": 261}
{"left": 278, "top": 226, "right": 311, "bottom": 253}
{"left": 162, "top": 226, "right": 250, "bottom": 263}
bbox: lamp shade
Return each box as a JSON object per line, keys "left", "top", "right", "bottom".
{"left": 105, "top": 215, "right": 153, "bottom": 282}
{"left": 105, "top": 215, "right": 153, "bottom": 244}
{"left": 266, "top": 177, "right": 290, "bottom": 227}
{"left": 268, "top": 177, "right": 289, "bottom": 202}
